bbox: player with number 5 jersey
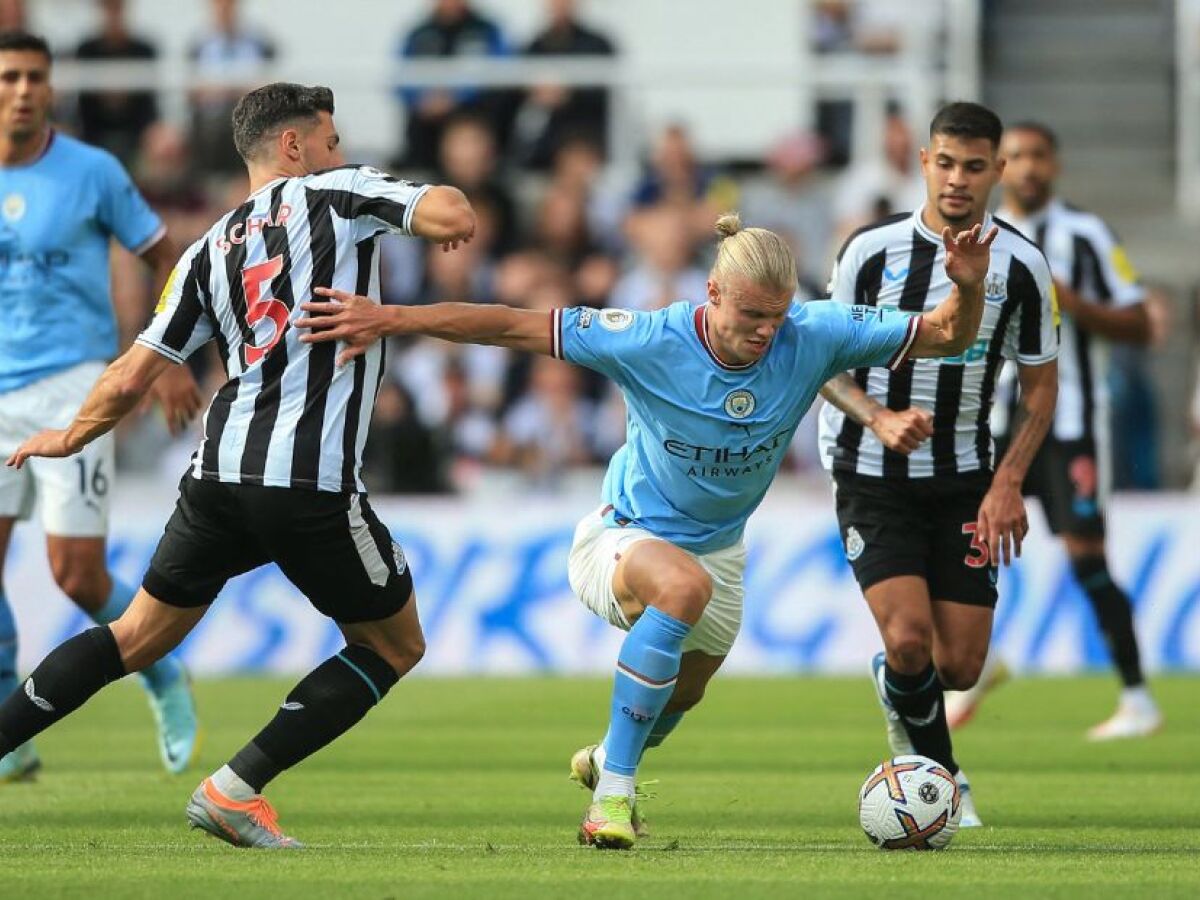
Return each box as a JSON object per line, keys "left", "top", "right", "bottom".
{"left": 0, "top": 82, "right": 475, "bottom": 849}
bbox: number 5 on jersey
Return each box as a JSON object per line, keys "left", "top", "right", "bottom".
{"left": 241, "top": 255, "right": 287, "bottom": 365}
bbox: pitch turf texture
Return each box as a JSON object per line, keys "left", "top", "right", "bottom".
{"left": 0, "top": 677, "right": 1196, "bottom": 899}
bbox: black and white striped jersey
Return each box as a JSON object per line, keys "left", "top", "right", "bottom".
{"left": 136, "top": 165, "right": 429, "bottom": 492}
{"left": 992, "top": 198, "right": 1143, "bottom": 445}
{"left": 817, "top": 207, "right": 1058, "bottom": 478}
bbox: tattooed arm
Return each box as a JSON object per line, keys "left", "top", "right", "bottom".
{"left": 977, "top": 359, "right": 1058, "bottom": 565}
{"left": 819, "top": 374, "right": 934, "bottom": 454}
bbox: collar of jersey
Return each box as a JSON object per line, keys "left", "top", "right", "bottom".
{"left": 693, "top": 305, "right": 760, "bottom": 373}
{"left": 911, "top": 204, "right": 994, "bottom": 246}
{"left": 0, "top": 127, "right": 55, "bottom": 170}
{"left": 247, "top": 176, "right": 288, "bottom": 200}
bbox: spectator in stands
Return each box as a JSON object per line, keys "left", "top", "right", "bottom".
{"left": 498, "top": 355, "right": 599, "bottom": 489}
{"left": 363, "top": 377, "right": 449, "bottom": 493}
{"left": 188, "top": 0, "right": 275, "bottom": 174}
{"left": 133, "top": 122, "right": 213, "bottom": 248}
{"left": 550, "top": 135, "right": 626, "bottom": 254}
{"left": 740, "top": 130, "right": 830, "bottom": 292}
{"left": 517, "top": 0, "right": 616, "bottom": 169}
{"left": 395, "top": 0, "right": 508, "bottom": 170}
{"left": 389, "top": 340, "right": 505, "bottom": 480}
{"left": 610, "top": 205, "right": 709, "bottom": 312}
{"left": 0, "top": 0, "right": 24, "bottom": 30}
{"left": 628, "top": 123, "right": 737, "bottom": 246}
{"left": 437, "top": 114, "right": 518, "bottom": 256}
{"left": 532, "top": 181, "right": 597, "bottom": 270}
{"left": 75, "top": 0, "right": 159, "bottom": 166}
{"left": 810, "top": 1, "right": 906, "bottom": 166}
{"left": 831, "top": 105, "right": 924, "bottom": 243}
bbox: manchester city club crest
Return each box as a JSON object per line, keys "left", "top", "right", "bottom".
{"left": 724, "top": 389, "right": 755, "bottom": 419}
{"left": 845, "top": 526, "right": 865, "bottom": 561}
{"left": 2, "top": 193, "right": 25, "bottom": 223}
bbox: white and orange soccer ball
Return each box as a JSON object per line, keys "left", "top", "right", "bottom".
{"left": 858, "top": 755, "right": 962, "bottom": 850}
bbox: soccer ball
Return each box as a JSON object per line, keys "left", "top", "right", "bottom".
{"left": 858, "top": 755, "right": 961, "bottom": 850}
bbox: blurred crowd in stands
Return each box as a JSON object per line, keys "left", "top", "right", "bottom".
{"left": 16, "top": 0, "right": 1196, "bottom": 492}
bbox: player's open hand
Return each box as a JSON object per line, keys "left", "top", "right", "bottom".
{"left": 6, "top": 429, "right": 74, "bottom": 469}
{"left": 974, "top": 478, "right": 1029, "bottom": 567}
{"left": 868, "top": 407, "right": 934, "bottom": 454}
{"left": 942, "top": 223, "right": 998, "bottom": 291}
{"left": 296, "top": 288, "right": 387, "bottom": 367}
{"left": 147, "top": 364, "right": 204, "bottom": 436}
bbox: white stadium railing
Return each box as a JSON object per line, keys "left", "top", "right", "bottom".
{"left": 43, "top": 0, "right": 981, "bottom": 170}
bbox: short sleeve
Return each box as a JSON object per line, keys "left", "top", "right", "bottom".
{"left": 1004, "top": 254, "right": 1059, "bottom": 365}
{"left": 351, "top": 166, "right": 431, "bottom": 240}
{"left": 1085, "top": 223, "right": 1144, "bottom": 308}
{"left": 553, "top": 306, "right": 651, "bottom": 384}
{"left": 95, "top": 151, "right": 165, "bottom": 254}
{"left": 822, "top": 303, "right": 921, "bottom": 376}
{"left": 135, "top": 239, "right": 214, "bottom": 363}
{"left": 826, "top": 242, "right": 859, "bottom": 305}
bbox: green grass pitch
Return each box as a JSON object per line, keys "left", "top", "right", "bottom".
{"left": 0, "top": 675, "right": 1196, "bottom": 899}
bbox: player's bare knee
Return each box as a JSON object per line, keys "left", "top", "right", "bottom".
{"left": 938, "top": 656, "right": 984, "bottom": 692}
{"left": 108, "top": 620, "right": 165, "bottom": 674}
{"left": 51, "top": 566, "right": 107, "bottom": 611}
{"left": 362, "top": 632, "right": 425, "bottom": 678}
{"left": 651, "top": 570, "right": 712, "bottom": 622}
{"left": 885, "top": 628, "right": 932, "bottom": 672}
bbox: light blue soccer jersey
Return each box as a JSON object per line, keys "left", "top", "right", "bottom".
{"left": 0, "top": 131, "right": 164, "bottom": 393}
{"left": 552, "top": 300, "right": 920, "bottom": 553}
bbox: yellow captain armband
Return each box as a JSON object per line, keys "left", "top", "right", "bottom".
{"left": 1050, "top": 282, "right": 1061, "bottom": 328}
{"left": 155, "top": 267, "right": 179, "bottom": 315}
{"left": 1110, "top": 245, "right": 1139, "bottom": 285}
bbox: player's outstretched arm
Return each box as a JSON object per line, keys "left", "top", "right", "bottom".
{"left": 409, "top": 185, "right": 476, "bottom": 251}
{"left": 976, "top": 358, "right": 1057, "bottom": 566}
{"left": 909, "top": 223, "right": 998, "bottom": 358}
{"left": 296, "top": 288, "right": 552, "bottom": 367}
{"left": 5, "top": 344, "right": 176, "bottom": 469}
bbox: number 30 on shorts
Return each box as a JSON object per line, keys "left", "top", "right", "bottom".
{"left": 960, "top": 522, "right": 989, "bottom": 568}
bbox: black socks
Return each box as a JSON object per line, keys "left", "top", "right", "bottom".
{"left": 229, "top": 644, "right": 399, "bottom": 792}
{"left": 0, "top": 627, "right": 126, "bottom": 756}
{"left": 1072, "top": 554, "right": 1144, "bottom": 688}
{"left": 883, "top": 660, "right": 958, "bottom": 775}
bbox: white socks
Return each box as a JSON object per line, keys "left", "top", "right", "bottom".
{"left": 211, "top": 764, "right": 256, "bottom": 801}
{"left": 594, "top": 768, "right": 636, "bottom": 801}
{"left": 1120, "top": 685, "right": 1157, "bottom": 714}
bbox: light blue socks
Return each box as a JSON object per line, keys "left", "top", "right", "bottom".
{"left": 601, "top": 607, "right": 691, "bottom": 778}
{"left": 0, "top": 590, "right": 17, "bottom": 703}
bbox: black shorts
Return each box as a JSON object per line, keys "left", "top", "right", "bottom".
{"left": 144, "top": 477, "right": 413, "bottom": 624}
{"left": 997, "top": 435, "right": 1105, "bottom": 538}
{"left": 833, "top": 470, "right": 998, "bottom": 607}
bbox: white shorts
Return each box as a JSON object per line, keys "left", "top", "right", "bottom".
{"left": 0, "top": 362, "right": 113, "bottom": 537}
{"left": 567, "top": 505, "right": 746, "bottom": 656}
